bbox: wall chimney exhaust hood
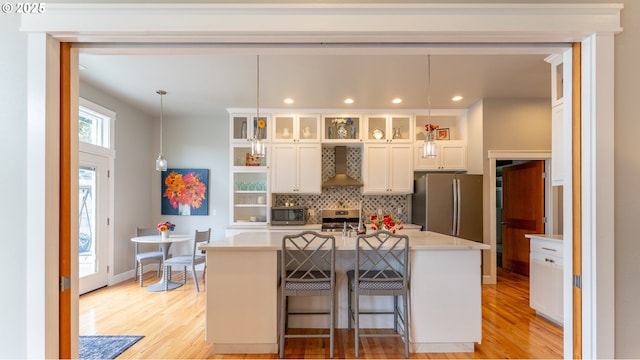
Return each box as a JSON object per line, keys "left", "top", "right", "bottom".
{"left": 322, "top": 146, "right": 363, "bottom": 188}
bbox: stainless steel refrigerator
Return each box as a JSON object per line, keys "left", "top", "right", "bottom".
{"left": 412, "top": 173, "right": 483, "bottom": 242}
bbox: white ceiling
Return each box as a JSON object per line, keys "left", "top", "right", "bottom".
{"left": 78, "top": 53, "right": 551, "bottom": 119}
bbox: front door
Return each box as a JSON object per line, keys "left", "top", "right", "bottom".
{"left": 501, "top": 160, "right": 545, "bottom": 276}
{"left": 78, "top": 152, "right": 110, "bottom": 294}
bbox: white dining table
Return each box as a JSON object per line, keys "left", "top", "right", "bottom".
{"left": 131, "top": 234, "right": 193, "bottom": 292}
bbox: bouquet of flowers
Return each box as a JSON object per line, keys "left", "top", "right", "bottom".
{"left": 332, "top": 118, "right": 353, "bottom": 125}
{"left": 424, "top": 123, "right": 440, "bottom": 133}
{"left": 157, "top": 221, "right": 175, "bottom": 232}
{"left": 369, "top": 214, "right": 403, "bottom": 234}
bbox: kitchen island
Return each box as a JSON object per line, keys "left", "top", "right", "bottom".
{"left": 200, "top": 230, "right": 489, "bottom": 354}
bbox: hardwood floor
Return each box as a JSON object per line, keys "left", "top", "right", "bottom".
{"left": 79, "top": 268, "right": 562, "bottom": 359}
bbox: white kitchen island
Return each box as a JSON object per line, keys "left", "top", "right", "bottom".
{"left": 200, "top": 230, "right": 490, "bottom": 354}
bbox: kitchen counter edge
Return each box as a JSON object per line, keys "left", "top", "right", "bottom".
{"left": 203, "top": 230, "right": 489, "bottom": 251}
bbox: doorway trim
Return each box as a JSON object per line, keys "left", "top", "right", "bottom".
{"left": 488, "top": 150, "right": 553, "bottom": 287}
{"left": 22, "top": 3, "right": 621, "bottom": 359}
{"left": 487, "top": 151, "right": 555, "bottom": 290}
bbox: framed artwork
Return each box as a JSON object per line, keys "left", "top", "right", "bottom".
{"left": 436, "top": 128, "right": 450, "bottom": 140}
{"left": 161, "top": 168, "right": 209, "bottom": 216}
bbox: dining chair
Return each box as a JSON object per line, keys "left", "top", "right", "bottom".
{"left": 280, "top": 231, "right": 336, "bottom": 358}
{"left": 163, "top": 228, "right": 211, "bottom": 292}
{"left": 134, "top": 226, "right": 163, "bottom": 287}
{"left": 347, "top": 230, "right": 410, "bottom": 358}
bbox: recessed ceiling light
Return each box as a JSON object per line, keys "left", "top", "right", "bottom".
{"left": 344, "top": 98, "right": 354, "bottom": 104}
{"left": 451, "top": 95, "right": 463, "bottom": 102}
{"left": 392, "top": 98, "right": 403, "bottom": 104}
{"left": 283, "top": 98, "right": 294, "bottom": 104}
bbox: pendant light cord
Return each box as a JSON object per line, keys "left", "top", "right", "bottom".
{"left": 427, "top": 54, "right": 431, "bottom": 123}
{"left": 256, "top": 54, "right": 260, "bottom": 120}
{"left": 159, "top": 91, "right": 164, "bottom": 152}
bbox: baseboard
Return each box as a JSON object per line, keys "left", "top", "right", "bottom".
{"left": 412, "top": 342, "right": 475, "bottom": 353}
{"left": 212, "top": 343, "right": 277, "bottom": 354}
{"left": 483, "top": 274, "right": 495, "bottom": 284}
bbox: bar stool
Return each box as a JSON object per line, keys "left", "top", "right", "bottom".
{"left": 280, "top": 231, "right": 336, "bottom": 358}
{"left": 347, "top": 230, "right": 410, "bottom": 358}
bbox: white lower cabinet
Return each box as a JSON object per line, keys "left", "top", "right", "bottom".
{"left": 362, "top": 143, "right": 413, "bottom": 194}
{"left": 414, "top": 140, "right": 466, "bottom": 171}
{"left": 529, "top": 236, "right": 564, "bottom": 325}
{"left": 271, "top": 143, "right": 322, "bottom": 194}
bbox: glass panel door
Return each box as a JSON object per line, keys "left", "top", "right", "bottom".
{"left": 79, "top": 152, "right": 109, "bottom": 294}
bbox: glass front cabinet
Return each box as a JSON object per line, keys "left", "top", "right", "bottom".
{"left": 363, "top": 114, "right": 413, "bottom": 143}
{"left": 229, "top": 113, "right": 270, "bottom": 225}
{"left": 321, "top": 115, "right": 362, "bottom": 143}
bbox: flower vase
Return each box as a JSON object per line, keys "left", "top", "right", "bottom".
{"left": 161, "top": 231, "right": 169, "bottom": 240}
{"left": 178, "top": 203, "right": 191, "bottom": 216}
{"left": 336, "top": 123, "right": 348, "bottom": 139}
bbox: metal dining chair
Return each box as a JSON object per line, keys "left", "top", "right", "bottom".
{"left": 134, "top": 226, "right": 163, "bottom": 287}
{"left": 347, "top": 230, "right": 410, "bottom": 358}
{"left": 163, "top": 228, "right": 211, "bottom": 292}
{"left": 280, "top": 231, "right": 336, "bottom": 358}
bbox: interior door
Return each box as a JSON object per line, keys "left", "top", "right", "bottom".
{"left": 501, "top": 160, "right": 545, "bottom": 276}
{"left": 78, "top": 152, "right": 110, "bottom": 294}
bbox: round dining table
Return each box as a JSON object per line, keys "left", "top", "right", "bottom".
{"left": 131, "top": 234, "right": 193, "bottom": 292}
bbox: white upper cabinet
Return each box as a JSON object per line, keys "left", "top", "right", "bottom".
{"left": 412, "top": 113, "right": 468, "bottom": 172}
{"left": 362, "top": 143, "right": 413, "bottom": 194}
{"left": 546, "top": 51, "right": 571, "bottom": 186}
{"left": 363, "top": 115, "right": 413, "bottom": 143}
{"left": 271, "top": 115, "right": 322, "bottom": 193}
{"left": 271, "top": 143, "right": 322, "bottom": 194}
{"left": 272, "top": 114, "right": 321, "bottom": 143}
{"left": 413, "top": 141, "right": 467, "bottom": 171}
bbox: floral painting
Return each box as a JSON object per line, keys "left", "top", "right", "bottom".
{"left": 161, "top": 168, "right": 209, "bottom": 216}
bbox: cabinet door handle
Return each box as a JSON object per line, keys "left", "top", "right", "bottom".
{"left": 542, "top": 247, "right": 557, "bottom": 252}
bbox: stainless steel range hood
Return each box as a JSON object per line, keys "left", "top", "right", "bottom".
{"left": 322, "top": 146, "right": 363, "bottom": 188}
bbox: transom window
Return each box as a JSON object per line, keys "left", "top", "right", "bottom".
{"left": 79, "top": 98, "right": 115, "bottom": 149}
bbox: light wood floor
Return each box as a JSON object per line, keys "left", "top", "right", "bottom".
{"left": 79, "top": 268, "right": 562, "bottom": 359}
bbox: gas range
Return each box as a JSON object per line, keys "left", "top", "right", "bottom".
{"left": 321, "top": 209, "right": 360, "bottom": 232}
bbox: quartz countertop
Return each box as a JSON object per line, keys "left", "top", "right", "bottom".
{"left": 202, "top": 230, "right": 490, "bottom": 251}
{"left": 525, "top": 234, "right": 563, "bottom": 242}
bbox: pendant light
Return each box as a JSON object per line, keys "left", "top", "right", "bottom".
{"left": 155, "top": 89, "right": 168, "bottom": 171}
{"left": 251, "top": 55, "right": 266, "bottom": 158}
{"left": 422, "top": 55, "right": 437, "bottom": 159}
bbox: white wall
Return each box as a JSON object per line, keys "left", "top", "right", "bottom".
{"left": 79, "top": 82, "right": 231, "bottom": 274}
{"left": 466, "top": 100, "right": 484, "bottom": 175}
{"left": 79, "top": 81, "right": 155, "bottom": 275}
{"left": 612, "top": 0, "right": 640, "bottom": 356}
{"left": 0, "top": 12, "right": 27, "bottom": 359}
{"left": 149, "top": 109, "right": 230, "bottom": 256}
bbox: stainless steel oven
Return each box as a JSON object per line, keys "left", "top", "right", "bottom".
{"left": 271, "top": 206, "right": 306, "bottom": 225}
{"left": 321, "top": 209, "right": 360, "bottom": 233}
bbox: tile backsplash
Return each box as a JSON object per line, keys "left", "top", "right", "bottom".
{"left": 274, "top": 146, "right": 410, "bottom": 224}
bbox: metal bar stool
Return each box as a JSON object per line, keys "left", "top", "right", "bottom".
{"left": 280, "top": 231, "right": 336, "bottom": 358}
{"left": 347, "top": 230, "right": 410, "bottom": 358}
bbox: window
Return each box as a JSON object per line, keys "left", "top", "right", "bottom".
{"left": 79, "top": 98, "right": 115, "bottom": 149}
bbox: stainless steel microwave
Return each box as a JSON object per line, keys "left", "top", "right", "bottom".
{"left": 271, "top": 206, "right": 305, "bottom": 225}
